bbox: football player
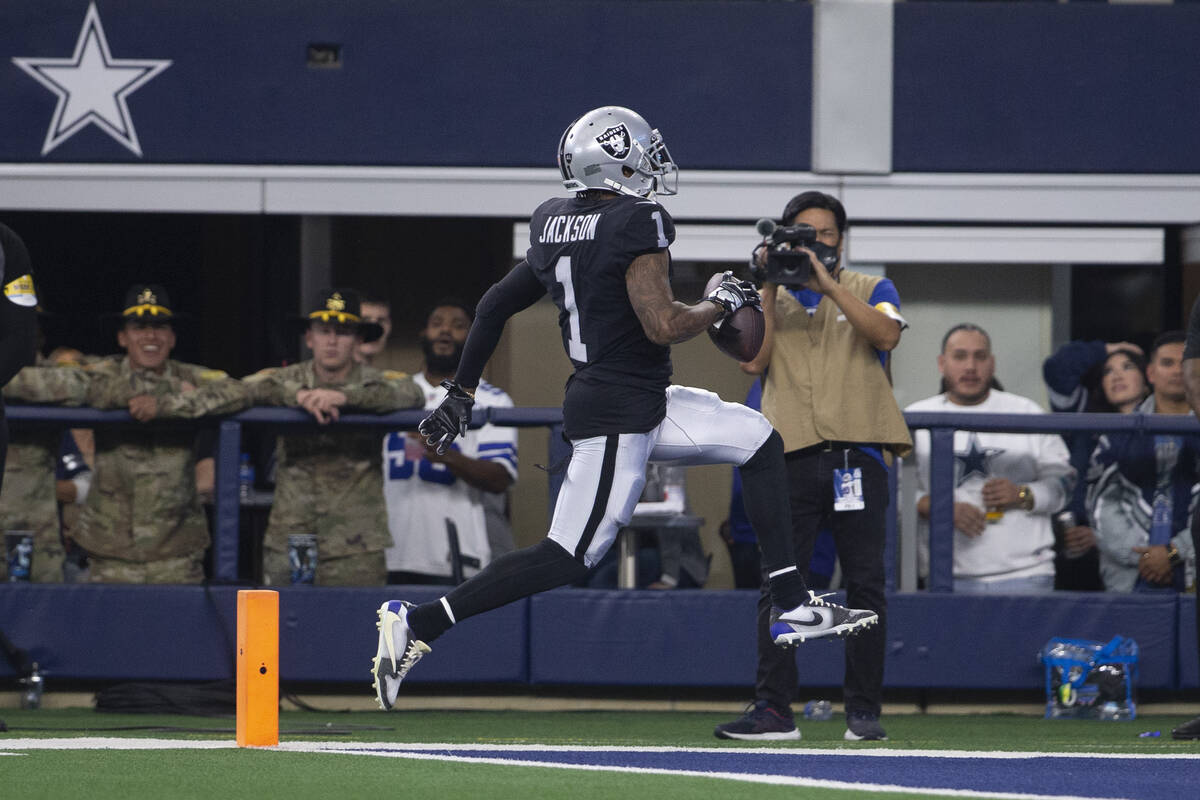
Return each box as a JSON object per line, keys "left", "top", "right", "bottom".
{"left": 0, "top": 223, "right": 40, "bottom": 495}
{"left": 371, "top": 106, "right": 878, "bottom": 709}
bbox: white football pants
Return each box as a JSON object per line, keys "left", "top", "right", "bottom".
{"left": 547, "top": 385, "right": 773, "bottom": 567}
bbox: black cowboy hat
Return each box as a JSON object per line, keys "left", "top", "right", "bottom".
{"left": 103, "top": 284, "right": 188, "bottom": 323}
{"left": 291, "top": 288, "right": 384, "bottom": 343}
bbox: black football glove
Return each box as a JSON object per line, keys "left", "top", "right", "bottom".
{"left": 417, "top": 380, "right": 475, "bottom": 454}
{"left": 705, "top": 271, "right": 761, "bottom": 327}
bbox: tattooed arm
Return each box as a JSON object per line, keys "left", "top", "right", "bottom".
{"left": 626, "top": 250, "right": 723, "bottom": 346}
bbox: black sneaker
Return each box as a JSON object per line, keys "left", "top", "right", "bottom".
{"left": 1172, "top": 715, "right": 1200, "bottom": 740}
{"left": 714, "top": 700, "right": 800, "bottom": 741}
{"left": 844, "top": 710, "right": 888, "bottom": 741}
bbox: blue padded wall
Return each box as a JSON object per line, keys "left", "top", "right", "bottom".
{"left": 275, "top": 587, "right": 528, "bottom": 684}
{"left": 0, "top": 585, "right": 527, "bottom": 684}
{"left": 883, "top": 593, "right": 1178, "bottom": 690}
{"left": 1180, "top": 595, "right": 1197, "bottom": 690}
{"left": 0, "top": 585, "right": 1188, "bottom": 691}
{"left": 0, "top": 584, "right": 236, "bottom": 681}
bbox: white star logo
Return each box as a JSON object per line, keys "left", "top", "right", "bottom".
{"left": 12, "top": 3, "right": 171, "bottom": 157}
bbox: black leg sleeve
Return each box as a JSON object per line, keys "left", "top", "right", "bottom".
{"left": 406, "top": 538, "right": 589, "bottom": 643}
{"left": 738, "top": 429, "right": 808, "bottom": 609}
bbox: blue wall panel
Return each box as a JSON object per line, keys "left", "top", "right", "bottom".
{"left": 527, "top": 588, "right": 848, "bottom": 687}
{"left": 884, "top": 593, "right": 1178, "bottom": 690}
{"left": 275, "top": 587, "right": 528, "bottom": 684}
{"left": 0, "top": 585, "right": 1183, "bottom": 690}
{"left": 0, "top": 585, "right": 528, "bottom": 684}
{"left": 0, "top": 1, "right": 811, "bottom": 169}
{"left": 530, "top": 590, "right": 1181, "bottom": 690}
{"left": 1180, "top": 595, "right": 1197, "bottom": 690}
{"left": 5, "top": 2, "right": 1200, "bottom": 173}
{"left": 895, "top": 3, "right": 1200, "bottom": 173}
{"left": 0, "top": 584, "right": 236, "bottom": 681}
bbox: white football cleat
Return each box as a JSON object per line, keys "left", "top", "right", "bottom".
{"left": 371, "top": 600, "right": 431, "bottom": 710}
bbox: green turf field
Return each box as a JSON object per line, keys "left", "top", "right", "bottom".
{"left": 2, "top": 708, "right": 1197, "bottom": 800}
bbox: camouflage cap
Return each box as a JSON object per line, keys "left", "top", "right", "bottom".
{"left": 292, "top": 288, "right": 384, "bottom": 343}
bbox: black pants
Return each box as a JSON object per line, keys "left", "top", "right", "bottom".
{"left": 754, "top": 446, "right": 888, "bottom": 716}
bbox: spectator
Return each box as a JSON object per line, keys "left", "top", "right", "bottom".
{"left": 716, "top": 191, "right": 913, "bottom": 743}
{"left": 356, "top": 294, "right": 394, "bottom": 367}
{"left": 1043, "top": 340, "right": 1149, "bottom": 590}
{"left": 383, "top": 299, "right": 518, "bottom": 584}
{"left": 1172, "top": 299, "right": 1200, "bottom": 740}
{"left": 247, "top": 288, "right": 423, "bottom": 586}
{"left": 77, "top": 285, "right": 251, "bottom": 584}
{"left": 908, "top": 323, "right": 1075, "bottom": 594}
{"left": 1088, "top": 331, "right": 1198, "bottom": 593}
{"left": 0, "top": 344, "right": 93, "bottom": 582}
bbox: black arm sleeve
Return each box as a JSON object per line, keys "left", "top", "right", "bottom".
{"left": 454, "top": 260, "right": 546, "bottom": 390}
{"left": 0, "top": 225, "right": 38, "bottom": 387}
{"left": 0, "top": 300, "right": 36, "bottom": 387}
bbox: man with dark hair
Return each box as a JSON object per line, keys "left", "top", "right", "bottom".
{"left": 720, "top": 190, "right": 912, "bottom": 742}
{"left": 909, "top": 324, "right": 1074, "bottom": 597}
{"left": 356, "top": 295, "right": 393, "bottom": 367}
{"left": 248, "top": 288, "right": 423, "bottom": 586}
{"left": 369, "top": 107, "right": 877, "bottom": 712}
{"left": 382, "top": 298, "right": 518, "bottom": 583}
{"left": 78, "top": 285, "right": 252, "bottom": 583}
{"left": 1174, "top": 302, "right": 1200, "bottom": 739}
{"left": 1089, "top": 330, "right": 1198, "bottom": 593}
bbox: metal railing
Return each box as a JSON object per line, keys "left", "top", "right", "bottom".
{"left": 9, "top": 405, "right": 1197, "bottom": 589}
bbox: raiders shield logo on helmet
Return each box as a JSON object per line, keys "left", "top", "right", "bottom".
{"left": 596, "top": 124, "right": 631, "bottom": 160}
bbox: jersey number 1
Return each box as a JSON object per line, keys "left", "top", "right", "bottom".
{"left": 554, "top": 256, "right": 588, "bottom": 362}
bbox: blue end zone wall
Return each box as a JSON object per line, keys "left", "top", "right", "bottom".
{"left": 893, "top": 3, "right": 1200, "bottom": 173}
{"left": 0, "top": 0, "right": 812, "bottom": 168}
{"left": 1, "top": 585, "right": 1192, "bottom": 691}
{"left": 5, "top": 1, "right": 1200, "bottom": 172}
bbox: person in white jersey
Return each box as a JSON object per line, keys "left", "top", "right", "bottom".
{"left": 907, "top": 323, "right": 1075, "bottom": 593}
{"left": 381, "top": 298, "right": 517, "bottom": 584}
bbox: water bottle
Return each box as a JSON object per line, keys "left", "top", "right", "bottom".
{"left": 238, "top": 453, "right": 255, "bottom": 500}
{"left": 803, "top": 700, "right": 833, "bottom": 721}
{"left": 19, "top": 662, "right": 43, "bottom": 709}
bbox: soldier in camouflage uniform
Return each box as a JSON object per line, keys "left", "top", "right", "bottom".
{"left": 0, "top": 356, "right": 91, "bottom": 581}
{"left": 247, "top": 288, "right": 423, "bottom": 586}
{"left": 75, "top": 285, "right": 251, "bottom": 584}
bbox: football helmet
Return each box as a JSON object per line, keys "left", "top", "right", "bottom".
{"left": 558, "top": 106, "right": 678, "bottom": 198}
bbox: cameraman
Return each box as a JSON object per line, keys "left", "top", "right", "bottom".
{"left": 714, "top": 192, "right": 911, "bottom": 742}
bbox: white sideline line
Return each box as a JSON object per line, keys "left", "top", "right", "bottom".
{"left": 277, "top": 741, "right": 1200, "bottom": 760}
{"left": 3, "top": 738, "right": 1199, "bottom": 760}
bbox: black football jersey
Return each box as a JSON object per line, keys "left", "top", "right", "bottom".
{"left": 525, "top": 194, "right": 676, "bottom": 439}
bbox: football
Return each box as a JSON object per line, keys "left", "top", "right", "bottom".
{"left": 703, "top": 273, "right": 765, "bottom": 362}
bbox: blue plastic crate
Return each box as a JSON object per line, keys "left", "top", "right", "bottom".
{"left": 1040, "top": 636, "right": 1138, "bottom": 720}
